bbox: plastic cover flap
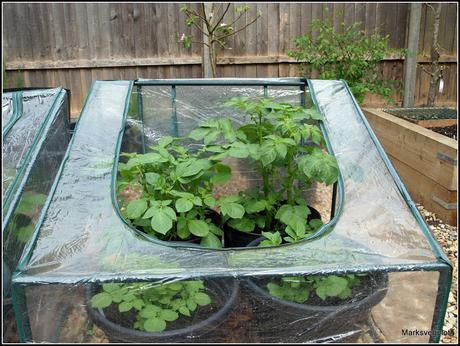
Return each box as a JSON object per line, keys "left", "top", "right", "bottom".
{"left": 2, "top": 88, "right": 65, "bottom": 217}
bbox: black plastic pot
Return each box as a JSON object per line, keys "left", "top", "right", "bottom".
{"left": 242, "top": 238, "right": 389, "bottom": 343}
{"left": 223, "top": 205, "right": 322, "bottom": 248}
{"left": 85, "top": 278, "right": 239, "bottom": 343}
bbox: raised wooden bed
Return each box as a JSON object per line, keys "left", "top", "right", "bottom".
{"left": 363, "top": 108, "right": 457, "bottom": 225}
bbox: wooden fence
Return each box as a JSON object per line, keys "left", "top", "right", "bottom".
{"left": 3, "top": 2, "right": 457, "bottom": 116}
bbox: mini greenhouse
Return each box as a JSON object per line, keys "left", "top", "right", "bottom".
{"left": 11, "top": 79, "right": 451, "bottom": 343}
{"left": 3, "top": 88, "right": 71, "bottom": 301}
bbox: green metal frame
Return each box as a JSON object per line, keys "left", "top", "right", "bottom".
{"left": 2, "top": 91, "right": 23, "bottom": 137}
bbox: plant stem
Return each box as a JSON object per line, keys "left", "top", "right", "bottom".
{"left": 256, "top": 110, "right": 270, "bottom": 198}
{"left": 286, "top": 148, "right": 294, "bottom": 204}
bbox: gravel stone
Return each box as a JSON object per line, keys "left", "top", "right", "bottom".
{"left": 416, "top": 204, "right": 457, "bottom": 344}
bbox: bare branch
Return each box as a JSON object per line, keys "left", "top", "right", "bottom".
{"left": 213, "top": 13, "right": 261, "bottom": 42}
{"left": 210, "top": 3, "right": 231, "bottom": 33}
{"left": 213, "top": 3, "right": 223, "bottom": 21}
{"left": 420, "top": 64, "right": 433, "bottom": 77}
{"left": 426, "top": 3, "right": 435, "bottom": 13}
{"left": 184, "top": 6, "right": 208, "bottom": 24}
{"left": 224, "top": 10, "right": 246, "bottom": 31}
{"left": 201, "top": 3, "right": 212, "bottom": 36}
{"left": 184, "top": 11, "right": 209, "bottom": 37}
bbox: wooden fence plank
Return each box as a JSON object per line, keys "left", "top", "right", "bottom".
{"left": 3, "top": 2, "right": 456, "bottom": 114}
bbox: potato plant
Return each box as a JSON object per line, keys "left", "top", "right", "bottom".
{"left": 266, "top": 274, "right": 365, "bottom": 303}
{"left": 91, "top": 280, "right": 211, "bottom": 333}
{"left": 117, "top": 135, "right": 232, "bottom": 248}
{"left": 189, "top": 97, "right": 339, "bottom": 241}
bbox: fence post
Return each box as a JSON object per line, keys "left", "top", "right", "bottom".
{"left": 403, "top": 3, "right": 422, "bottom": 107}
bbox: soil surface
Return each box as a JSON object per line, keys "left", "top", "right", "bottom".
{"left": 427, "top": 125, "right": 457, "bottom": 140}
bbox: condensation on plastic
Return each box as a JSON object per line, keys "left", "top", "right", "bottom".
{"left": 11, "top": 80, "right": 451, "bottom": 343}
{"left": 2, "top": 88, "right": 71, "bottom": 286}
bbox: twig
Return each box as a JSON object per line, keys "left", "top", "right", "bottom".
{"left": 221, "top": 9, "right": 246, "bottom": 33}
{"left": 184, "top": 12, "right": 209, "bottom": 37}
{"left": 420, "top": 65, "right": 433, "bottom": 77}
{"left": 213, "top": 13, "right": 261, "bottom": 42}
{"left": 183, "top": 6, "right": 208, "bottom": 24}
{"left": 210, "top": 3, "right": 231, "bottom": 33}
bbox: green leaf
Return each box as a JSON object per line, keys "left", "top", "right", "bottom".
{"left": 299, "top": 149, "right": 339, "bottom": 186}
{"left": 260, "top": 145, "right": 277, "bottom": 166}
{"left": 200, "top": 232, "right": 222, "bottom": 248}
{"left": 102, "top": 283, "right": 122, "bottom": 293}
{"left": 175, "top": 159, "right": 209, "bottom": 178}
{"left": 144, "top": 318, "right": 166, "bottom": 333}
{"left": 255, "top": 215, "right": 266, "bottom": 228}
{"left": 316, "top": 286, "right": 327, "bottom": 300}
{"left": 150, "top": 209, "right": 173, "bottom": 235}
{"left": 118, "top": 301, "right": 133, "bottom": 312}
{"left": 309, "top": 219, "right": 324, "bottom": 231}
{"left": 228, "top": 142, "right": 249, "bottom": 158}
{"left": 126, "top": 199, "right": 148, "bottom": 219}
{"left": 91, "top": 292, "right": 112, "bottom": 308}
{"left": 194, "top": 292, "right": 211, "bottom": 306}
{"left": 220, "top": 203, "right": 245, "bottom": 219}
{"left": 177, "top": 217, "right": 191, "bottom": 239}
{"left": 143, "top": 206, "right": 157, "bottom": 219}
{"left": 132, "top": 298, "right": 144, "bottom": 310}
{"left": 228, "top": 218, "right": 255, "bottom": 232}
{"left": 203, "top": 196, "right": 216, "bottom": 207}
{"left": 275, "top": 142, "right": 288, "bottom": 159}
{"left": 186, "top": 299, "right": 197, "bottom": 311}
{"left": 160, "top": 309, "right": 179, "bottom": 322}
{"left": 162, "top": 206, "right": 177, "bottom": 220}
{"left": 158, "top": 136, "right": 174, "bottom": 147}
{"left": 208, "top": 224, "right": 224, "bottom": 236}
{"left": 192, "top": 196, "right": 202, "bottom": 206}
{"left": 211, "top": 164, "right": 232, "bottom": 184}
{"left": 188, "top": 127, "right": 211, "bottom": 141}
{"left": 261, "top": 231, "right": 282, "bottom": 246}
{"left": 145, "top": 172, "right": 160, "bottom": 185}
{"left": 188, "top": 219, "right": 209, "bottom": 237}
{"left": 140, "top": 305, "right": 161, "bottom": 318}
{"left": 338, "top": 286, "right": 352, "bottom": 299}
{"left": 15, "top": 225, "right": 35, "bottom": 243}
{"left": 204, "top": 129, "right": 221, "bottom": 145}
{"left": 266, "top": 282, "right": 283, "bottom": 298}
{"left": 245, "top": 200, "right": 266, "bottom": 213}
{"left": 178, "top": 306, "right": 191, "bottom": 317}
{"left": 175, "top": 198, "right": 194, "bottom": 213}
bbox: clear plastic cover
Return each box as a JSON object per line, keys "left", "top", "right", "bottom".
{"left": 3, "top": 88, "right": 71, "bottom": 295}
{"left": 11, "top": 79, "right": 451, "bottom": 343}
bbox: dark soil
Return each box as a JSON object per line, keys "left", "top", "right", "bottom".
{"left": 427, "top": 125, "right": 457, "bottom": 140}
{"left": 2, "top": 305, "right": 19, "bottom": 343}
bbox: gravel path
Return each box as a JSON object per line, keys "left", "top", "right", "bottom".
{"left": 417, "top": 204, "right": 458, "bottom": 344}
